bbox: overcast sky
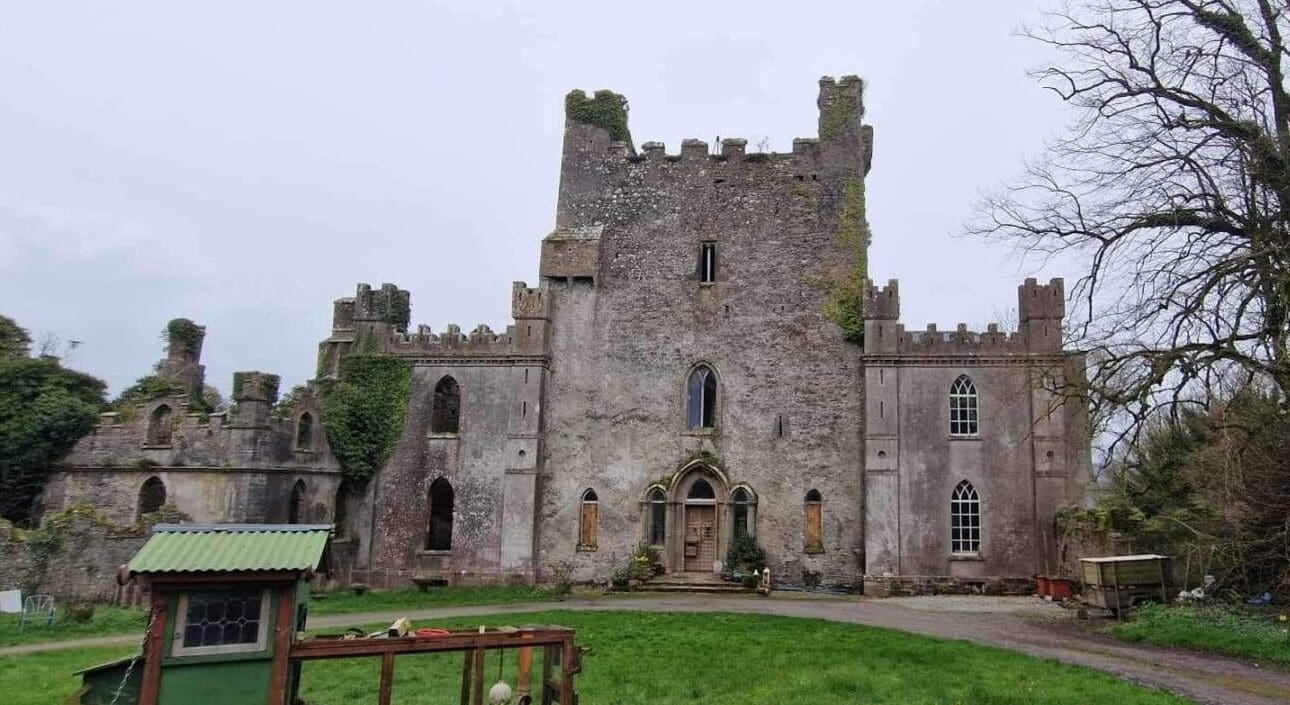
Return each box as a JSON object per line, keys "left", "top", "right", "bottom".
{"left": 0, "top": 1, "right": 1068, "bottom": 397}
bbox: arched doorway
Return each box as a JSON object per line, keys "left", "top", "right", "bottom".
{"left": 672, "top": 468, "right": 727, "bottom": 575}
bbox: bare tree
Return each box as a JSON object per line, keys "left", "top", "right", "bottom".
{"left": 972, "top": 0, "right": 1290, "bottom": 447}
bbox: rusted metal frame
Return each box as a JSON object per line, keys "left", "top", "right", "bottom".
{"left": 137, "top": 591, "right": 169, "bottom": 705}
{"left": 266, "top": 585, "right": 296, "bottom": 705}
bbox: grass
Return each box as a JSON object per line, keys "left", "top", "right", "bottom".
{"left": 0, "top": 606, "right": 146, "bottom": 647}
{"left": 0, "top": 585, "right": 555, "bottom": 648}
{"left": 2, "top": 611, "right": 1190, "bottom": 705}
{"left": 307, "top": 584, "right": 554, "bottom": 615}
{"left": 1112, "top": 603, "right": 1290, "bottom": 665}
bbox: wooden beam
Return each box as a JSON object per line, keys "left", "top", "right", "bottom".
{"left": 472, "top": 646, "right": 486, "bottom": 705}
{"left": 459, "top": 650, "right": 474, "bottom": 705}
{"left": 266, "top": 586, "right": 296, "bottom": 705}
{"left": 290, "top": 628, "right": 574, "bottom": 660}
{"left": 137, "top": 592, "right": 169, "bottom": 705}
{"left": 378, "top": 652, "right": 395, "bottom": 705}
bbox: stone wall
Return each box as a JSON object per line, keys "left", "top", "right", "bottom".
{"left": 536, "top": 77, "right": 872, "bottom": 587}
{"left": 0, "top": 504, "right": 164, "bottom": 604}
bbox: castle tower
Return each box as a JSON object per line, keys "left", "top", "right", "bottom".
{"left": 1019, "top": 278, "right": 1065, "bottom": 352}
{"left": 156, "top": 318, "right": 206, "bottom": 392}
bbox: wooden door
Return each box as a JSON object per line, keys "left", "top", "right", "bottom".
{"left": 683, "top": 505, "right": 717, "bottom": 572}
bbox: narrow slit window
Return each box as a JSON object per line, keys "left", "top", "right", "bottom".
{"left": 427, "top": 477, "right": 454, "bottom": 550}
{"left": 804, "top": 489, "right": 823, "bottom": 553}
{"left": 699, "top": 242, "right": 717, "bottom": 283}
{"left": 732, "top": 488, "right": 750, "bottom": 538}
{"left": 648, "top": 488, "right": 666, "bottom": 545}
{"left": 579, "top": 489, "right": 599, "bottom": 549}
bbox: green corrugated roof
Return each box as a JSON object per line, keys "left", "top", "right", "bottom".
{"left": 127, "top": 524, "right": 330, "bottom": 575}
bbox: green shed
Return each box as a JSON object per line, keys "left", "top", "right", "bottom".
{"left": 78, "top": 523, "right": 331, "bottom": 705}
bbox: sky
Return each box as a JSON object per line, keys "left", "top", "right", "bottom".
{"left": 0, "top": 0, "right": 1069, "bottom": 397}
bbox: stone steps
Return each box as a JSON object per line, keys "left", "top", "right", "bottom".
{"left": 637, "top": 579, "right": 751, "bottom": 594}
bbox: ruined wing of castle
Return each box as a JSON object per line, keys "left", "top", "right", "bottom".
{"left": 46, "top": 77, "right": 1090, "bottom": 594}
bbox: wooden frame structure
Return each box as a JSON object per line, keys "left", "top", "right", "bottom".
{"left": 290, "top": 626, "right": 582, "bottom": 705}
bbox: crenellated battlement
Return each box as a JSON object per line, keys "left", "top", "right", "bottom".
{"left": 864, "top": 279, "right": 900, "bottom": 320}
{"left": 354, "top": 283, "right": 411, "bottom": 332}
{"left": 1019, "top": 278, "right": 1065, "bottom": 321}
{"left": 511, "top": 281, "right": 550, "bottom": 320}
{"left": 865, "top": 276, "right": 1067, "bottom": 356}
{"left": 386, "top": 323, "right": 527, "bottom": 357}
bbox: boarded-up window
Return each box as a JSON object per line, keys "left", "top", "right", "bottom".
{"left": 804, "top": 489, "right": 823, "bottom": 553}
{"left": 137, "top": 476, "right": 167, "bottom": 519}
{"left": 579, "top": 489, "right": 599, "bottom": 549}
{"left": 427, "top": 477, "right": 454, "bottom": 550}
{"left": 431, "top": 376, "right": 461, "bottom": 434}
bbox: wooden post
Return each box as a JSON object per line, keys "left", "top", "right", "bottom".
{"left": 472, "top": 646, "right": 486, "bottom": 705}
{"left": 517, "top": 633, "right": 534, "bottom": 699}
{"left": 560, "top": 641, "right": 574, "bottom": 705}
{"left": 378, "top": 652, "right": 395, "bottom": 705}
{"left": 137, "top": 590, "right": 169, "bottom": 705}
{"left": 1157, "top": 557, "right": 1168, "bottom": 604}
{"left": 1111, "top": 561, "right": 1122, "bottom": 620}
{"left": 267, "top": 586, "right": 296, "bottom": 705}
{"left": 459, "top": 650, "right": 474, "bottom": 705}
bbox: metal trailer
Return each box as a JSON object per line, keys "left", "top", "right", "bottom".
{"left": 1079, "top": 554, "right": 1172, "bottom": 615}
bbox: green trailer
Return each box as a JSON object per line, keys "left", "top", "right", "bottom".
{"left": 1079, "top": 554, "right": 1172, "bottom": 614}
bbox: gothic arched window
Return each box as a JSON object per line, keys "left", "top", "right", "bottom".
{"left": 295, "top": 412, "right": 313, "bottom": 449}
{"left": 951, "top": 480, "right": 981, "bottom": 555}
{"left": 648, "top": 488, "right": 666, "bottom": 545}
{"left": 431, "top": 376, "right": 461, "bottom": 434}
{"left": 147, "top": 404, "right": 174, "bottom": 446}
{"left": 137, "top": 476, "right": 166, "bottom": 519}
{"left": 732, "top": 488, "right": 751, "bottom": 539}
{"left": 686, "top": 365, "right": 717, "bottom": 429}
{"left": 578, "top": 489, "right": 599, "bottom": 550}
{"left": 427, "top": 478, "right": 454, "bottom": 550}
{"left": 949, "top": 375, "right": 979, "bottom": 436}
{"left": 288, "top": 479, "right": 306, "bottom": 523}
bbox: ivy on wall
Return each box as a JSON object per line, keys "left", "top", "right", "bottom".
{"left": 321, "top": 354, "right": 411, "bottom": 488}
{"left": 822, "top": 178, "right": 870, "bottom": 344}
{"left": 565, "top": 89, "right": 632, "bottom": 144}
{"left": 819, "top": 76, "right": 864, "bottom": 142}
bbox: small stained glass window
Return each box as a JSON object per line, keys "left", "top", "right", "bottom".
{"left": 177, "top": 589, "right": 265, "bottom": 654}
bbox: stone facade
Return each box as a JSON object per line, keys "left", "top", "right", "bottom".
{"left": 42, "top": 76, "right": 1091, "bottom": 593}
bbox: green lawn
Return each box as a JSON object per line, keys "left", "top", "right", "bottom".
{"left": 0, "top": 585, "right": 555, "bottom": 648}
{"left": 307, "top": 584, "right": 554, "bottom": 615}
{"left": 1112, "top": 603, "right": 1290, "bottom": 665}
{"left": 0, "top": 606, "right": 146, "bottom": 647}
{"left": 0, "top": 611, "right": 1193, "bottom": 705}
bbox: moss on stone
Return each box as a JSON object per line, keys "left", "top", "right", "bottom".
{"left": 820, "top": 77, "right": 864, "bottom": 142}
{"left": 566, "top": 89, "right": 632, "bottom": 144}
{"left": 822, "top": 178, "right": 870, "bottom": 344}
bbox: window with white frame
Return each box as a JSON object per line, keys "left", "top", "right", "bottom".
{"left": 173, "top": 588, "right": 271, "bottom": 656}
{"left": 699, "top": 242, "right": 717, "bottom": 283}
{"left": 950, "top": 480, "right": 981, "bottom": 555}
{"left": 949, "top": 375, "right": 979, "bottom": 436}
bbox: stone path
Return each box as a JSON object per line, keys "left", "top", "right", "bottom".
{"left": 3, "top": 594, "right": 1288, "bottom": 705}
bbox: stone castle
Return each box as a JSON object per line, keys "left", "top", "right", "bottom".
{"left": 43, "top": 76, "right": 1091, "bottom": 593}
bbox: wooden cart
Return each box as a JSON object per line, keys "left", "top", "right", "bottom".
{"left": 1080, "top": 554, "right": 1172, "bottom": 615}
